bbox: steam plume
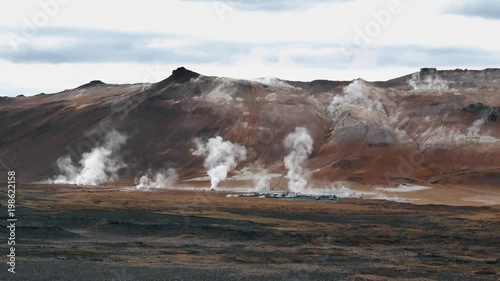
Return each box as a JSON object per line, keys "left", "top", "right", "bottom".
{"left": 328, "top": 79, "right": 385, "bottom": 121}
{"left": 283, "top": 127, "right": 313, "bottom": 193}
{"left": 467, "top": 119, "right": 485, "bottom": 137}
{"left": 135, "top": 168, "right": 178, "bottom": 190}
{"left": 52, "top": 130, "right": 127, "bottom": 185}
{"left": 253, "top": 169, "right": 272, "bottom": 192}
{"left": 194, "top": 136, "right": 247, "bottom": 190}
{"left": 408, "top": 72, "right": 449, "bottom": 91}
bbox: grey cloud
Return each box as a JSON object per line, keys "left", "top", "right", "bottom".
{"left": 374, "top": 45, "right": 500, "bottom": 68}
{"left": 1, "top": 27, "right": 499, "bottom": 75}
{"left": 279, "top": 44, "right": 500, "bottom": 70}
{"left": 444, "top": 0, "right": 500, "bottom": 20}
{"left": 183, "top": 0, "right": 350, "bottom": 11}
{"left": 0, "top": 27, "right": 251, "bottom": 64}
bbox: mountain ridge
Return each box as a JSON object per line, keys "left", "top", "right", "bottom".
{"left": 0, "top": 67, "right": 499, "bottom": 189}
{"left": 4, "top": 67, "right": 500, "bottom": 98}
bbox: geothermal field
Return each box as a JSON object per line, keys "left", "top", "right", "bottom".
{"left": 1, "top": 67, "right": 500, "bottom": 280}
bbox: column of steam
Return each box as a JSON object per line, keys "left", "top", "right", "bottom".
{"left": 283, "top": 127, "right": 313, "bottom": 193}
{"left": 49, "top": 130, "right": 128, "bottom": 186}
{"left": 194, "top": 136, "right": 247, "bottom": 190}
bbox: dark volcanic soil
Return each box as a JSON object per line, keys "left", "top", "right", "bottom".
{"left": 1, "top": 184, "right": 498, "bottom": 280}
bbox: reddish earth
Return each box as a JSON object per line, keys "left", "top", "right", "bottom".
{"left": 0, "top": 67, "right": 499, "bottom": 205}
{"left": 1, "top": 67, "right": 499, "bottom": 279}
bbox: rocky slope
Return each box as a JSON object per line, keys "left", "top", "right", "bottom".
{"left": 1, "top": 67, "right": 499, "bottom": 187}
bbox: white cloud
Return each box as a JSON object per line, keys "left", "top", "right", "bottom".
{"left": 1, "top": 0, "right": 500, "bottom": 96}
{"left": 147, "top": 38, "right": 199, "bottom": 49}
{"left": 3, "top": 0, "right": 499, "bottom": 48}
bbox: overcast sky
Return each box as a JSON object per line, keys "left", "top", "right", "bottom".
{"left": 0, "top": 0, "right": 499, "bottom": 96}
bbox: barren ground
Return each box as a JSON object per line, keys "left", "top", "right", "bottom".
{"left": 1, "top": 183, "right": 499, "bottom": 280}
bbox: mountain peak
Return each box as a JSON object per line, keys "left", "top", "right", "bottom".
{"left": 170, "top": 67, "right": 200, "bottom": 83}
{"left": 153, "top": 67, "right": 201, "bottom": 89}
{"left": 76, "top": 80, "right": 106, "bottom": 89}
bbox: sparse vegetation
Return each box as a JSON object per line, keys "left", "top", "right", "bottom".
{"left": 11, "top": 184, "right": 500, "bottom": 280}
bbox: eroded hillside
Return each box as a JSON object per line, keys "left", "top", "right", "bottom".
{"left": 1, "top": 67, "right": 499, "bottom": 188}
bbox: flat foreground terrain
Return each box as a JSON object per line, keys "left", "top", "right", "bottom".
{"left": 1, "top": 184, "right": 499, "bottom": 280}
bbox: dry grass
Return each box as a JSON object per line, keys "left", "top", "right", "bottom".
{"left": 14, "top": 184, "right": 500, "bottom": 280}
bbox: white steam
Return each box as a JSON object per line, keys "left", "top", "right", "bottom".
{"left": 467, "top": 119, "right": 485, "bottom": 137}
{"left": 329, "top": 183, "right": 358, "bottom": 197}
{"left": 328, "top": 79, "right": 386, "bottom": 121}
{"left": 449, "top": 118, "right": 500, "bottom": 144}
{"left": 52, "top": 130, "right": 127, "bottom": 185}
{"left": 194, "top": 136, "right": 247, "bottom": 190}
{"left": 253, "top": 169, "right": 272, "bottom": 192}
{"left": 254, "top": 77, "right": 296, "bottom": 90}
{"left": 135, "top": 168, "right": 178, "bottom": 190}
{"left": 283, "top": 127, "right": 314, "bottom": 193}
{"left": 408, "top": 72, "right": 449, "bottom": 91}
